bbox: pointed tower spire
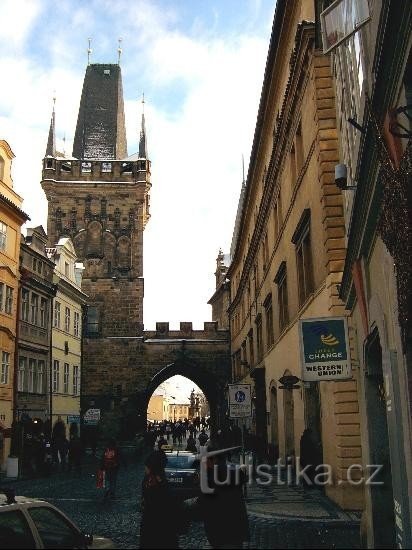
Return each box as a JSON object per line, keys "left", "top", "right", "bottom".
{"left": 45, "top": 95, "right": 56, "bottom": 157}
{"left": 139, "top": 93, "right": 148, "bottom": 159}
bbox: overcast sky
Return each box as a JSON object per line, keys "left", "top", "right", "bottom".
{"left": 0, "top": 0, "right": 275, "bottom": 330}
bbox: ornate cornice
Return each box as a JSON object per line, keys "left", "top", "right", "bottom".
{"left": 228, "top": 23, "right": 316, "bottom": 314}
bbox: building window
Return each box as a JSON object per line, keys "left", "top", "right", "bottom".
{"left": 0, "top": 283, "right": 3, "bottom": 312}
{"left": 31, "top": 293, "right": 39, "bottom": 325}
{"left": 262, "top": 233, "right": 269, "bottom": 272}
{"left": 40, "top": 298, "right": 48, "bottom": 328}
{"left": 54, "top": 301, "right": 61, "bottom": 328}
{"left": 5, "top": 286, "right": 13, "bottom": 314}
{"left": 63, "top": 363, "right": 69, "bottom": 394}
{"left": 37, "top": 360, "right": 44, "bottom": 394}
{"left": 64, "top": 262, "right": 69, "bottom": 277}
{"left": 256, "top": 315, "right": 263, "bottom": 362}
{"left": 32, "top": 258, "right": 37, "bottom": 272}
{"left": 53, "top": 360, "right": 60, "bottom": 393}
{"left": 18, "top": 356, "right": 26, "bottom": 391}
{"left": 295, "top": 120, "right": 304, "bottom": 174}
{"left": 65, "top": 307, "right": 71, "bottom": 332}
{"left": 290, "top": 144, "right": 296, "bottom": 186}
{"left": 86, "top": 306, "right": 99, "bottom": 335}
{"left": 29, "top": 358, "right": 36, "bottom": 393}
{"left": 275, "top": 261, "right": 289, "bottom": 332}
{"left": 21, "top": 288, "right": 30, "bottom": 321}
{"left": 1, "top": 352, "right": 10, "bottom": 384}
{"left": 74, "top": 311, "right": 80, "bottom": 337}
{"left": 248, "top": 329, "right": 254, "bottom": 368}
{"left": 292, "top": 209, "right": 314, "bottom": 306}
{"left": 73, "top": 365, "right": 79, "bottom": 396}
{"left": 0, "top": 221, "right": 7, "bottom": 251}
{"left": 264, "top": 294, "right": 274, "bottom": 348}
{"left": 273, "top": 194, "right": 282, "bottom": 242}
{"left": 37, "top": 261, "right": 42, "bottom": 275}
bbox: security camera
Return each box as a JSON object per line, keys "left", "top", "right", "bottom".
{"left": 334, "top": 164, "right": 347, "bottom": 190}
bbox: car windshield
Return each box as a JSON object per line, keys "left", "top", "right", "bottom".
{"left": 166, "top": 455, "right": 196, "bottom": 469}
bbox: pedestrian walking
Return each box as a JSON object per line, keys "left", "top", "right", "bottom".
{"left": 186, "top": 434, "right": 197, "bottom": 453}
{"left": 100, "top": 438, "right": 122, "bottom": 499}
{"left": 198, "top": 429, "right": 209, "bottom": 447}
{"left": 68, "top": 434, "right": 83, "bottom": 475}
{"left": 197, "top": 446, "right": 249, "bottom": 548}
{"left": 139, "top": 450, "right": 181, "bottom": 548}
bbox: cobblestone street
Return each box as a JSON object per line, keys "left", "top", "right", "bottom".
{"left": 1, "top": 446, "right": 361, "bottom": 549}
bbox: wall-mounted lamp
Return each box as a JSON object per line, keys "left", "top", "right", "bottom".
{"left": 334, "top": 164, "right": 357, "bottom": 191}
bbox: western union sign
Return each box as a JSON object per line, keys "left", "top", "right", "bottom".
{"left": 299, "top": 317, "right": 352, "bottom": 381}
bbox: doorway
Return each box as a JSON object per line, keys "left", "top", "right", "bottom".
{"left": 284, "top": 386, "right": 295, "bottom": 459}
{"left": 365, "top": 329, "right": 396, "bottom": 548}
{"left": 270, "top": 385, "right": 279, "bottom": 461}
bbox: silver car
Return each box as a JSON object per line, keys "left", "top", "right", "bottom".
{"left": 0, "top": 489, "right": 113, "bottom": 549}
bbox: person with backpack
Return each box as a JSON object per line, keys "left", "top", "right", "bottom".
{"left": 100, "top": 438, "right": 121, "bottom": 499}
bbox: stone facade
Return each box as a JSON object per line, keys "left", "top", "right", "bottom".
{"left": 41, "top": 63, "right": 231, "bottom": 437}
{"left": 226, "top": 1, "right": 362, "bottom": 510}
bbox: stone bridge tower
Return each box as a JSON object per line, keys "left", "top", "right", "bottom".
{"left": 41, "top": 63, "right": 151, "bottom": 338}
{"left": 41, "top": 63, "right": 231, "bottom": 436}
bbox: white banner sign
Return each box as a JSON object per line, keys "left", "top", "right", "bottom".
{"left": 83, "top": 408, "right": 100, "bottom": 425}
{"left": 228, "top": 384, "right": 252, "bottom": 418}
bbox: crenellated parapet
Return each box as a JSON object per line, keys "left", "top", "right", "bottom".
{"left": 42, "top": 157, "right": 151, "bottom": 185}
{"left": 143, "top": 321, "right": 229, "bottom": 341}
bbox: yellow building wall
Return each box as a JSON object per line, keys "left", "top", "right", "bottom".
{"left": 51, "top": 288, "right": 82, "bottom": 435}
{"left": 0, "top": 140, "right": 25, "bottom": 470}
{"left": 147, "top": 395, "right": 167, "bottom": 422}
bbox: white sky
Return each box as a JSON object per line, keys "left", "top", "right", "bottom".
{"left": 0, "top": 0, "right": 275, "bottom": 330}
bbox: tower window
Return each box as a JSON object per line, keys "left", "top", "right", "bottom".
{"left": 104, "top": 69, "right": 111, "bottom": 75}
{"left": 86, "top": 306, "right": 100, "bottom": 335}
{"left": 81, "top": 162, "right": 92, "bottom": 173}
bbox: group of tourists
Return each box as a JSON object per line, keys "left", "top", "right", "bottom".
{"left": 16, "top": 416, "right": 84, "bottom": 477}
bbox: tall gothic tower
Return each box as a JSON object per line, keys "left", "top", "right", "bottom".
{"left": 41, "top": 63, "right": 151, "bottom": 340}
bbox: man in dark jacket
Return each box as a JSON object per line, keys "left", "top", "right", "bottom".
{"left": 199, "top": 447, "right": 249, "bottom": 548}
{"left": 139, "top": 450, "right": 181, "bottom": 548}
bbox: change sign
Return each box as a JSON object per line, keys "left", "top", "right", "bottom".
{"left": 228, "top": 384, "right": 252, "bottom": 418}
{"left": 299, "top": 317, "right": 352, "bottom": 381}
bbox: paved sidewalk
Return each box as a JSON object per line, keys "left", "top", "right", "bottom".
{"left": 245, "top": 481, "right": 360, "bottom": 523}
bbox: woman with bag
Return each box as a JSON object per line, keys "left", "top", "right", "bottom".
{"left": 139, "top": 450, "right": 183, "bottom": 548}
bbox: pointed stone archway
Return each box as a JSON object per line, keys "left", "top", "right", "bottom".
{"left": 81, "top": 322, "right": 231, "bottom": 438}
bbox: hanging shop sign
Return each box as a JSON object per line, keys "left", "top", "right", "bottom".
{"left": 83, "top": 408, "right": 100, "bottom": 425}
{"left": 228, "top": 384, "right": 252, "bottom": 418}
{"left": 299, "top": 317, "right": 352, "bottom": 381}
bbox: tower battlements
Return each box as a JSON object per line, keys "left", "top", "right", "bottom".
{"left": 143, "top": 321, "right": 229, "bottom": 340}
{"left": 42, "top": 157, "right": 151, "bottom": 185}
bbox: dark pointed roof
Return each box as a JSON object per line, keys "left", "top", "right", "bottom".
{"left": 45, "top": 105, "right": 56, "bottom": 157}
{"left": 139, "top": 112, "right": 147, "bottom": 159}
{"left": 72, "top": 64, "right": 128, "bottom": 160}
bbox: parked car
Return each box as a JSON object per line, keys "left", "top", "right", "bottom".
{"left": 164, "top": 450, "right": 200, "bottom": 498}
{"left": 0, "top": 488, "right": 113, "bottom": 549}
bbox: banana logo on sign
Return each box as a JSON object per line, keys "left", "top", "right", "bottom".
{"left": 311, "top": 324, "right": 339, "bottom": 346}
{"left": 320, "top": 333, "right": 340, "bottom": 346}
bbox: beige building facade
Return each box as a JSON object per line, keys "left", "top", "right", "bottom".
{"left": 0, "top": 140, "right": 29, "bottom": 470}
{"left": 147, "top": 394, "right": 169, "bottom": 422}
{"left": 168, "top": 403, "right": 189, "bottom": 422}
{"left": 47, "top": 237, "right": 87, "bottom": 436}
{"left": 227, "top": 0, "right": 362, "bottom": 510}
